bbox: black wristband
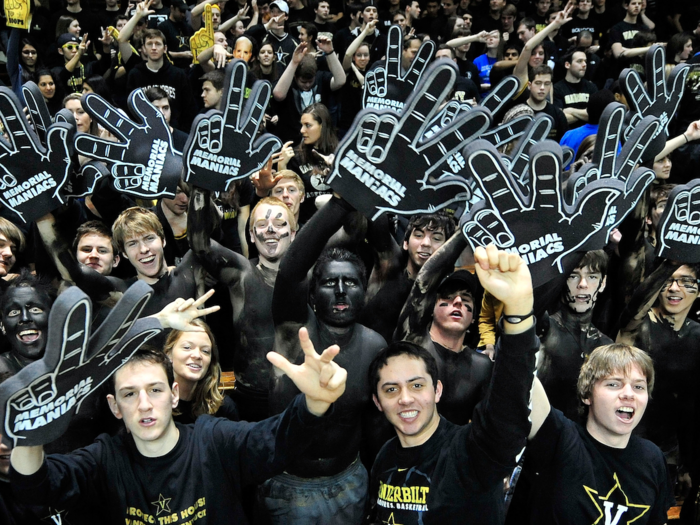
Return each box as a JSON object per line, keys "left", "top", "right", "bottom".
{"left": 503, "top": 310, "right": 534, "bottom": 324}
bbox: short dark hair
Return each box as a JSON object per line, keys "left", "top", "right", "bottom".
{"left": 108, "top": 348, "right": 174, "bottom": 396}
{"left": 72, "top": 220, "right": 118, "bottom": 254}
{"left": 586, "top": 89, "right": 615, "bottom": 125}
{"left": 529, "top": 64, "right": 552, "bottom": 81}
{"left": 200, "top": 69, "right": 225, "bottom": 90}
{"left": 0, "top": 268, "right": 55, "bottom": 313}
{"left": 295, "top": 54, "right": 318, "bottom": 79}
{"left": 300, "top": 22, "right": 318, "bottom": 41}
{"left": 404, "top": 213, "right": 455, "bottom": 244}
{"left": 576, "top": 250, "right": 608, "bottom": 276}
{"left": 310, "top": 248, "right": 368, "bottom": 292}
{"left": 519, "top": 17, "right": 536, "bottom": 31}
{"left": 142, "top": 29, "right": 166, "bottom": 46}
{"left": 144, "top": 86, "right": 171, "bottom": 103}
{"left": 369, "top": 341, "right": 439, "bottom": 396}
{"left": 403, "top": 35, "right": 421, "bottom": 50}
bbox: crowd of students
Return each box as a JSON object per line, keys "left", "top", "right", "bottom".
{"left": 0, "top": 0, "right": 698, "bottom": 522}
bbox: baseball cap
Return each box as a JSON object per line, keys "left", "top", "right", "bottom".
{"left": 57, "top": 33, "right": 80, "bottom": 47}
{"left": 270, "top": 0, "right": 289, "bottom": 14}
{"left": 171, "top": 0, "right": 190, "bottom": 10}
{"left": 436, "top": 270, "right": 477, "bottom": 297}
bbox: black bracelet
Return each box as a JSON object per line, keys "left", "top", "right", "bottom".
{"left": 503, "top": 310, "right": 534, "bottom": 324}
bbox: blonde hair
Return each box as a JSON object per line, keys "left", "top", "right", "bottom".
{"left": 112, "top": 207, "right": 165, "bottom": 253}
{"left": 577, "top": 343, "right": 655, "bottom": 415}
{"left": 163, "top": 319, "right": 224, "bottom": 418}
{"left": 273, "top": 170, "right": 305, "bottom": 196}
{"left": 250, "top": 196, "right": 298, "bottom": 232}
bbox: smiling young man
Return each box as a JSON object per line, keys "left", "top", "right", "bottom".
{"left": 536, "top": 250, "right": 613, "bottom": 421}
{"left": 10, "top": 325, "right": 347, "bottom": 525}
{"left": 511, "top": 343, "right": 674, "bottom": 524}
{"left": 616, "top": 260, "right": 700, "bottom": 499}
{"left": 366, "top": 244, "right": 538, "bottom": 524}
{"left": 73, "top": 221, "right": 120, "bottom": 276}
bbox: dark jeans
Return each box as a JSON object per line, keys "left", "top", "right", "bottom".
{"left": 258, "top": 455, "right": 368, "bottom": 525}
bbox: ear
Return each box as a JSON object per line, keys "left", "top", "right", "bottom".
{"left": 372, "top": 393, "right": 384, "bottom": 412}
{"left": 171, "top": 382, "right": 180, "bottom": 409}
{"left": 290, "top": 229, "right": 296, "bottom": 242}
{"left": 582, "top": 396, "right": 591, "bottom": 406}
{"left": 122, "top": 251, "right": 128, "bottom": 260}
{"left": 107, "top": 394, "right": 123, "bottom": 419}
{"left": 402, "top": 239, "right": 408, "bottom": 251}
{"left": 113, "top": 254, "right": 120, "bottom": 268}
{"left": 300, "top": 193, "right": 306, "bottom": 203}
{"left": 599, "top": 275, "right": 607, "bottom": 294}
{"left": 58, "top": 48, "right": 64, "bottom": 56}
{"left": 435, "top": 380, "right": 443, "bottom": 403}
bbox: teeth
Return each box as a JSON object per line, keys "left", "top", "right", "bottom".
{"left": 19, "top": 330, "right": 38, "bottom": 336}
{"left": 618, "top": 407, "right": 633, "bottom": 413}
{"left": 400, "top": 410, "right": 418, "bottom": 418}
{"left": 140, "top": 256, "right": 155, "bottom": 263}
{"left": 142, "top": 418, "right": 154, "bottom": 423}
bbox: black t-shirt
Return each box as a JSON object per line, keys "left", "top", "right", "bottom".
{"left": 533, "top": 101, "right": 569, "bottom": 142}
{"left": 609, "top": 20, "right": 650, "bottom": 49}
{"left": 11, "top": 395, "right": 325, "bottom": 524}
{"left": 514, "top": 409, "right": 674, "bottom": 524}
{"left": 158, "top": 19, "right": 194, "bottom": 69}
{"left": 675, "top": 56, "right": 700, "bottom": 130}
{"left": 274, "top": 70, "right": 334, "bottom": 144}
{"left": 553, "top": 78, "right": 598, "bottom": 122}
{"left": 174, "top": 395, "right": 240, "bottom": 425}
{"left": 456, "top": 56, "right": 482, "bottom": 84}
{"left": 366, "top": 326, "right": 539, "bottom": 524}
{"left": 561, "top": 15, "right": 603, "bottom": 42}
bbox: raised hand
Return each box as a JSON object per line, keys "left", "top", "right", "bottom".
{"left": 0, "top": 88, "right": 74, "bottom": 224}
{"left": 184, "top": 59, "right": 281, "bottom": 192}
{"left": 460, "top": 133, "right": 653, "bottom": 288}
{"left": 655, "top": 180, "right": 700, "bottom": 263}
{"left": 74, "top": 90, "right": 182, "bottom": 198}
{"left": 565, "top": 103, "right": 659, "bottom": 250}
{"left": 363, "top": 25, "right": 435, "bottom": 112}
{"left": 0, "top": 281, "right": 162, "bottom": 446}
{"left": 621, "top": 45, "right": 689, "bottom": 157}
{"left": 473, "top": 244, "right": 533, "bottom": 314}
{"left": 152, "top": 288, "right": 220, "bottom": 331}
{"left": 267, "top": 327, "right": 347, "bottom": 416}
{"left": 328, "top": 61, "right": 491, "bottom": 220}
{"left": 190, "top": 3, "right": 214, "bottom": 65}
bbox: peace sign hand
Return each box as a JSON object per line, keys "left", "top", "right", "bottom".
{"left": 621, "top": 45, "right": 689, "bottom": 159}
{"left": 184, "top": 59, "right": 281, "bottom": 192}
{"left": 328, "top": 61, "right": 490, "bottom": 220}
{"left": 267, "top": 327, "right": 346, "bottom": 416}
{"left": 0, "top": 281, "right": 161, "bottom": 447}
{"left": 363, "top": 25, "right": 435, "bottom": 112}
{"left": 74, "top": 90, "right": 182, "bottom": 198}
{"left": 0, "top": 87, "right": 74, "bottom": 224}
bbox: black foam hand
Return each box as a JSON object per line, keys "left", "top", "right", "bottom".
{"left": 0, "top": 281, "right": 161, "bottom": 447}
{"left": 0, "top": 88, "right": 74, "bottom": 224}
{"left": 362, "top": 25, "right": 436, "bottom": 113}
{"left": 65, "top": 160, "right": 108, "bottom": 198}
{"left": 74, "top": 90, "right": 182, "bottom": 198}
{"left": 328, "top": 61, "right": 492, "bottom": 220}
{"left": 565, "top": 103, "right": 659, "bottom": 252}
{"left": 621, "top": 45, "right": 689, "bottom": 159}
{"left": 656, "top": 180, "right": 700, "bottom": 263}
{"left": 22, "top": 82, "right": 76, "bottom": 146}
{"left": 183, "top": 59, "right": 281, "bottom": 192}
{"left": 461, "top": 139, "right": 635, "bottom": 288}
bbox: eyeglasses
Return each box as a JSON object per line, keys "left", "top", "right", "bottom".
{"left": 661, "top": 277, "right": 700, "bottom": 290}
{"left": 62, "top": 44, "right": 79, "bottom": 51}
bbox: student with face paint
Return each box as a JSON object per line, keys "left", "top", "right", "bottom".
{"left": 393, "top": 231, "right": 492, "bottom": 426}
{"left": 617, "top": 259, "right": 700, "bottom": 495}
{"left": 366, "top": 244, "right": 538, "bottom": 524}
{"left": 264, "top": 195, "right": 386, "bottom": 524}
{"left": 358, "top": 213, "right": 454, "bottom": 345}
{"left": 188, "top": 189, "right": 297, "bottom": 421}
{"left": 536, "top": 250, "right": 613, "bottom": 422}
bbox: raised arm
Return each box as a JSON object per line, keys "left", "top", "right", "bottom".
{"left": 343, "top": 20, "right": 376, "bottom": 70}
{"left": 273, "top": 42, "right": 308, "bottom": 101}
{"left": 394, "top": 232, "right": 468, "bottom": 343}
{"left": 364, "top": 214, "right": 403, "bottom": 299}
{"left": 118, "top": 0, "right": 154, "bottom": 63}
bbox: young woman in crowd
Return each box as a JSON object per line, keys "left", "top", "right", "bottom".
{"left": 35, "top": 69, "right": 61, "bottom": 115}
{"left": 163, "top": 319, "right": 238, "bottom": 424}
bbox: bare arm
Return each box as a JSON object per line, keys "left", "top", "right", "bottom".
{"left": 273, "top": 42, "right": 307, "bottom": 101}
{"left": 10, "top": 446, "right": 44, "bottom": 476}
{"left": 317, "top": 36, "right": 345, "bottom": 91}
{"left": 343, "top": 20, "right": 376, "bottom": 70}
{"left": 654, "top": 120, "right": 700, "bottom": 161}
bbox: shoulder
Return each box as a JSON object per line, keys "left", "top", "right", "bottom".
{"left": 356, "top": 324, "right": 388, "bottom": 350}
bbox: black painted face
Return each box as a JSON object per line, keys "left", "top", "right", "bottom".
{"left": 312, "top": 261, "right": 365, "bottom": 328}
{"left": 1, "top": 287, "right": 51, "bottom": 362}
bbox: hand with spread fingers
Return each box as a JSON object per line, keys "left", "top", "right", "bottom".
{"left": 22, "top": 82, "right": 76, "bottom": 146}
{"left": 621, "top": 44, "right": 689, "bottom": 156}
{"left": 74, "top": 90, "right": 182, "bottom": 199}
{"left": 656, "top": 180, "right": 700, "bottom": 263}
{"left": 0, "top": 87, "right": 74, "bottom": 224}
{"left": 328, "top": 61, "right": 493, "bottom": 220}
{"left": 0, "top": 281, "right": 162, "bottom": 447}
{"left": 184, "top": 59, "right": 282, "bottom": 192}
{"left": 152, "top": 288, "right": 221, "bottom": 331}
{"left": 363, "top": 25, "right": 436, "bottom": 112}
{"left": 267, "top": 327, "right": 347, "bottom": 417}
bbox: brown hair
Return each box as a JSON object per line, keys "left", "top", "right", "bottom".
{"left": 163, "top": 319, "right": 224, "bottom": 418}
{"left": 112, "top": 207, "right": 165, "bottom": 253}
{"left": 0, "top": 217, "right": 25, "bottom": 254}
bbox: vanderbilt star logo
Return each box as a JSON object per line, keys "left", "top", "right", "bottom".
{"left": 383, "top": 512, "right": 403, "bottom": 525}
{"left": 151, "top": 493, "right": 173, "bottom": 516}
{"left": 275, "top": 48, "right": 290, "bottom": 66}
{"left": 584, "top": 473, "right": 650, "bottom": 525}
